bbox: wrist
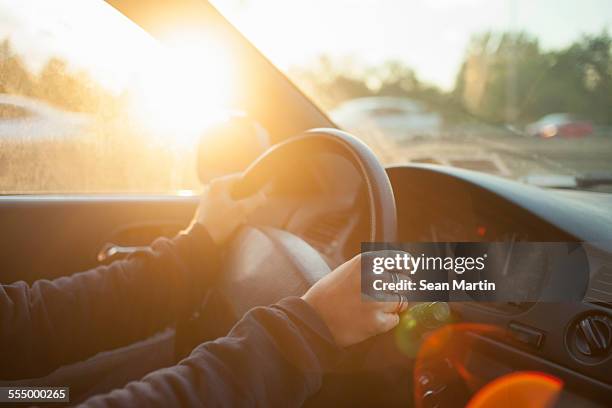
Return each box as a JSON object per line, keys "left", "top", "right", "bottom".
{"left": 189, "top": 215, "right": 227, "bottom": 245}
{"left": 280, "top": 296, "right": 339, "bottom": 349}
{"left": 300, "top": 293, "right": 338, "bottom": 346}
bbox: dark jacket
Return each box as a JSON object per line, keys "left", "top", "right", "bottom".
{"left": 0, "top": 224, "right": 339, "bottom": 406}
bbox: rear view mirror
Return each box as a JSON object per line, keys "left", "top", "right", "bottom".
{"left": 197, "top": 114, "right": 271, "bottom": 183}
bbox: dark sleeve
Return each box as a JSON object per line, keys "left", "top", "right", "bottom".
{"left": 79, "top": 297, "right": 342, "bottom": 408}
{"left": 0, "top": 224, "right": 218, "bottom": 380}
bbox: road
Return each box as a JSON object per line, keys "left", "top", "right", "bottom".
{"left": 353, "top": 125, "right": 612, "bottom": 180}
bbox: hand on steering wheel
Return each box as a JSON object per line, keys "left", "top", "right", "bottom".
{"left": 303, "top": 253, "right": 409, "bottom": 347}
{"left": 192, "top": 174, "right": 267, "bottom": 245}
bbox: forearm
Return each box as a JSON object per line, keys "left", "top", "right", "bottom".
{"left": 79, "top": 297, "right": 341, "bottom": 408}
{"left": 0, "top": 224, "right": 218, "bottom": 380}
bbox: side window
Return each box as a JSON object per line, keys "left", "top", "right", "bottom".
{"left": 0, "top": 0, "right": 232, "bottom": 194}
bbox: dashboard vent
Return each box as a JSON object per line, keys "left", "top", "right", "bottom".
{"left": 585, "top": 266, "right": 612, "bottom": 309}
{"left": 302, "top": 212, "right": 350, "bottom": 255}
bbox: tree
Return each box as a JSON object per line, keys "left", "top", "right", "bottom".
{"left": 524, "top": 32, "right": 612, "bottom": 125}
{"left": 288, "top": 55, "right": 373, "bottom": 109}
{"left": 455, "top": 30, "right": 612, "bottom": 125}
{"left": 376, "top": 60, "right": 420, "bottom": 96}
{"left": 454, "top": 31, "right": 549, "bottom": 124}
{"left": 0, "top": 38, "right": 36, "bottom": 96}
{"left": 0, "top": 36, "right": 124, "bottom": 118}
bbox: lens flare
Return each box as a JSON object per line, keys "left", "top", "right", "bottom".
{"left": 413, "top": 323, "right": 504, "bottom": 397}
{"left": 395, "top": 302, "right": 453, "bottom": 358}
{"left": 467, "top": 371, "right": 563, "bottom": 408}
{"left": 409, "top": 322, "right": 563, "bottom": 408}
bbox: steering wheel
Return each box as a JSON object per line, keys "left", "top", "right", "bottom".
{"left": 218, "top": 128, "right": 397, "bottom": 317}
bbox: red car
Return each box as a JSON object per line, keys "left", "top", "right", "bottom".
{"left": 527, "top": 113, "right": 594, "bottom": 138}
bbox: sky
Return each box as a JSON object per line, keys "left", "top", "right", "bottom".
{"left": 0, "top": 0, "right": 610, "bottom": 91}
{"left": 211, "top": 0, "right": 612, "bottom": 89}
{"left": 0, "top": 0, "right": 156, "bottom": 91}
{"left": 0, "top": 0, "right": 234, "bottom": 138}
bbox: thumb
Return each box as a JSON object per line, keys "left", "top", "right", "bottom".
{"left": 238, "top": 190, "right": 267, "bottom": 214}
{"left": 374, "top": 310, "right": 400, "bottom": 333}
{"left": 209, "top": 173, "right": 241, "bottom": 193}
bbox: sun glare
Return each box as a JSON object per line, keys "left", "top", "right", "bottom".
{"left": 130, "top": 29, "right": 234, "bottom": 147}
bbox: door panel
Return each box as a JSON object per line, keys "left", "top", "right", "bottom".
{"left": 0, "top": 195, "right": 198, "bottom": 284}
{"left": 0, "top": 195, "right": 199, "bottom": 398}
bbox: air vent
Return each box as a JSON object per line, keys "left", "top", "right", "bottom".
{"left": 584, "top": 266, "right": 612, "bottom": 309}
{"left": 302, "top": 212, "right": 351, "bottom": 256}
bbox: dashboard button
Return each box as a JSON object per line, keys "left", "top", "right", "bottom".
{"left": 508, "top": 322, "right": 544, "bottom": 348}
{"left": 574, "top": 315, "right": 611, "bottom": 356}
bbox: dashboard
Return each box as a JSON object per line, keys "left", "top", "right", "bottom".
{"left": 386, "top": 164, "right": 612, "bottom": 405}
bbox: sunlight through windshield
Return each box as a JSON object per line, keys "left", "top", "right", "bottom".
{"left": 0, "top": 0, "right": 235, "bottom": 193}
{"left": 214, "top": 0, "right": 612, "bottom": 191}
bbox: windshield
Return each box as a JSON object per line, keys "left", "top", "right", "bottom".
{"left": 213, "top": 0, "right": 612, "bottom": 191}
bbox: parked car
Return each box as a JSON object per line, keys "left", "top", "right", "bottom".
{"left": 526, "top": 113, "right": 593, "bottom": 138}
{"left": 330, "top": 96, "right": 442, "bottom": 141}
{"left": 0, "top": 94, "right": 92, "bottom": 140}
